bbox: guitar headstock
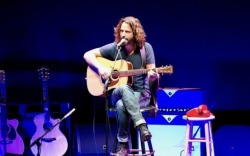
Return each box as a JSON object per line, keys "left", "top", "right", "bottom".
{"left": 157, "top": 65, "right": 173, "bottom": 74}
{"left": 38, "top": 67, "right": 50, "bottom": 81}
{"left": 0, "top": 70, "right": 5, "bottom": 82}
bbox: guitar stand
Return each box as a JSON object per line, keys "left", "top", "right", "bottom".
{"left": 35, "top": 139, "right": 42, "bottom": 156}
{"left": 27, "top": 120, "right": 61, "bottom": 156}
{"left": 26, "top": 108, "right": 75, "bottom": 156}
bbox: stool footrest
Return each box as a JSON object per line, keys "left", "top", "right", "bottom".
{"left": 188, "top": 137, "right": 206, "bottom": 142}
{"left": 188, "top": 139, "right": 206, "bottom": 142}
{"left": 110, "top": 149, "right": 155, "bottom": 156}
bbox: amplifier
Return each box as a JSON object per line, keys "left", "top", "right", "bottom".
{"left": 157, "top": 88, "right": 204, "bottom": 115}
{"left": 143, "top": 115, "right": 202, "bottom": 156}
{"left": 142, "top": 88, "right": 205, "bottom": 156}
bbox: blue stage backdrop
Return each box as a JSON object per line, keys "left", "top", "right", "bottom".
{"left": 0, "top": 1, "right": 250, "bottom": 114}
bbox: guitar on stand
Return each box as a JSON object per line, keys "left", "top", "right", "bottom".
{"left": 0, "top": 70, "right": 24, "bottom": 155}
{"left": 30, "top": 67, "right": 68, "bottom": 156}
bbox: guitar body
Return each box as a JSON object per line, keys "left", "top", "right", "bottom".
{"left": 0, "top": 70, "right": 24, "bottom": 155}
{"left": 0, "top": 119, "right": 24, "bottom": 155}
{"left": 86, "top": 57, "right": 132, "bottom": 96}
{"left": 30, "top": 113, "right": 68, "bottom": 156}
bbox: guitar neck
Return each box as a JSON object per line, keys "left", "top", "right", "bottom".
{"left": 0, "top": 71, "right": 6, "bottom": 103}
{"left": 0, "top": 70, "right": 8, "bottom": 136}
{"left": 42, "top": 80, "right": 49, "bottom": 102}
{"left": 112, "top": 68, "right": 151, "bottom": 77}
{"left": 42, "top": 79, "right": 50, "bottom": 121}
{"left": 0, "top": 85, "right": 6, "bottom": 104}
{"left": 38, "top": 67, "right": 50, "bottom": 119}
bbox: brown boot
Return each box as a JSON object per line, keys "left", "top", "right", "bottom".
{"left": 137, "top": 123, "right": 152, "bottom": 142}
{"left": 116, "top": 142, "right": 129, "bottom": 156}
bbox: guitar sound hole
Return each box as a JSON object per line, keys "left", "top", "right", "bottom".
{"left": 111, "top": 70, "right": 118, "bottom": 80}
{"left": 41, "top": 138, "right": 56, "bottom": 142}
{"left": 8, "top": 125, "right": 17, "bottom": 140}
{"left": 0, "top": 125, "right": 14, "bottom": 144}
{"left": 43, "top": 121, "right": 53, "bottom": 130}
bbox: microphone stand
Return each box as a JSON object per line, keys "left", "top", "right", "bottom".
{"left": 104, "top": 46, "right": 122, "bottom": 156}
{"left": 26, "top": 108, "right": 76, "bottom": 156}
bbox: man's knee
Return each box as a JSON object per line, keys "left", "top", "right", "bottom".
{"left": 116, "top": 100, "right": 125, "bottom": 112}
{"left": 118, "top": 85, "right": 130, "bottom": 92}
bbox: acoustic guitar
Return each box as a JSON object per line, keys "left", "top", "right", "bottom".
{"left": 86, "top": 57, "right": 173, "bottom": 96}
{"left": 0, "top": 70, "right": 24, "bottom": 155}
{"left": 30, "top": 67, "right": 68, "bottom": 156}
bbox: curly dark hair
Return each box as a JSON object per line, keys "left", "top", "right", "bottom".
{"left": 114, "top": 16, "right": 146, "bottom": 49}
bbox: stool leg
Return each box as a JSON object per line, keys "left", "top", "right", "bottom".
{"left": 204, "top": 121, "right": 211, "bottom": 156}
{"left": 208, "top": 121, "right": 215, "bottom": 156}
{"left": 184, "top": 121, "right": 193, "bottom": 156}
{"left": 112, "top": 136, "right": 118, "bottom": 153}
{"left": 147, "top": 140, "right": 154, "bottom": 156}
{"left": 141, "top": 136, "right": 146, "bottom": 154}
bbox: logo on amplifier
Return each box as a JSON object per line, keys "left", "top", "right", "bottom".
{"left": 163, "top": 89, "right": 177, "bottom": 97}
{"left": 162, "top": 115, "right": 177, "bottom": 123}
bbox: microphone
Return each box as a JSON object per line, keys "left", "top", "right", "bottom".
{"left": 117, "top": 38, "right": 128, "bottom": 48}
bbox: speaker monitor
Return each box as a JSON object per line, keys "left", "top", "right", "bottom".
{"left": 143, "top": 115, "right": 202, "bottom": 156}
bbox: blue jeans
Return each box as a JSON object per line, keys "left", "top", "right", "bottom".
{"left": 111, "top": 85, "right": 146, "bottom": 143}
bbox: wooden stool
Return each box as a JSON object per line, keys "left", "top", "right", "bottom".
{"left": 182, "top": 115, "right": 215, "bottom": 156}
{"left": 110, "top": 130, "right": 155, "bottom": 156}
